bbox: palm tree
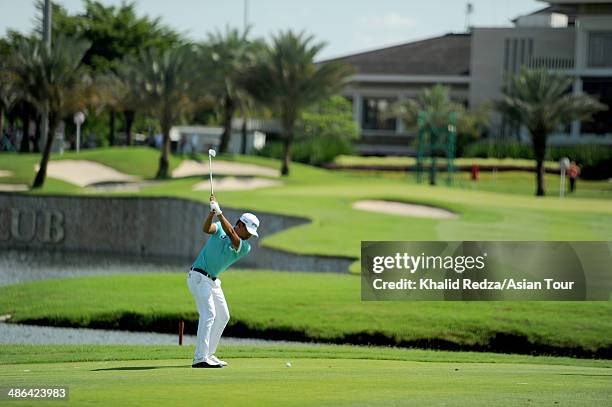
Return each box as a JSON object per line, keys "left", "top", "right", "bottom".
{"left": 104, "top": 60, "right": 145, "bottom": 146}
{"left": 390, "top": 84, "right": 488, "bottom": 136}
{"left": 128, "top": 46, "right": 200, "bottom": 178}
{"left": 388, "top": 84, "right": 490, "bottom": 185}
{"left": 200, "top": 27, "right": 261, "bottom": 154}
{"left": 9, "top": 35, "right": 92, "bottom": 188}
{"left": 244, "top": 30, "right": 353, "bottom": 176}
{"left": 497, "top": 68, "right": 605, "bottom": 196}
{"left": 0, "top": 60, "right": 18, "bottom": 145}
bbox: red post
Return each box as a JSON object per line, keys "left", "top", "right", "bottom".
{"left": 471, "top": 163, "right": 479, "bottom": 181}
{"left": 178, "top": 320, "right": 184, "bottom": 346}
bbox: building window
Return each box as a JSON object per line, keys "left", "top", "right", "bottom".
{"left": 588, "top": 32, "right": 612, "bottom": 68}
{"left": 582, "top": 78, "right": 612, "bottom": 135}
{"left": 361, "top": 98, "right": 396, "bottom": 130}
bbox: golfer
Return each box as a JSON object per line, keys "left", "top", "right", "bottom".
{"left": 187, "top": 196, "right": 259, "bottom": 368}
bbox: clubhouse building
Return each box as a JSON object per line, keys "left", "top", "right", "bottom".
{"left": 325, "top": 0, "right": 612, "bottom": 155}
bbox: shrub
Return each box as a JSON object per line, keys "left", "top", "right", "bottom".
{"left": 463, "top": 141, "right": 612, "bottom": 180}
{"left": 257, "top": 95, "right": 358, "bottom": 166}
{"left": 258, "top": 135, "right": 354, "bottom": 166}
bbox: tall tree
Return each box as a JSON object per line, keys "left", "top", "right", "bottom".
{"left": 200, "top": 27, "right": 262, "bottom": 153}
{"left": 497, "top": 68, "right": 605, "bottom": 196}
{"left": 37, "top": 0, "right": 182, "bottom": 146}
{"left": 0, "top": 60, "right": 18, "bottom": 145}
{"left": 128, "top": 46, "right": 200, "bottom": 178}
{"left": 1, "top": 31, "right": 35, "bottom": 152}
{"left": 244, "top": 30, "right": 352, "bottom": 175}
{"left": 10, "top": 35, "right": 92, "bottom": 188}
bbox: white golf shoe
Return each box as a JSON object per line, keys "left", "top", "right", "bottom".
{"left": 208, "top": 355, "right": 228, "bottom": 367}
{"left": 192, "top": 357, "right": 222, "bottom": 368}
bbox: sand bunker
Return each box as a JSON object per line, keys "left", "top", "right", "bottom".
{"left": 85, "top": 180, "right": 164, "bottom": 193}
{"left": 192, "top": 177, "right": 282, "bottom": 192}
{"left": 353, "top": 200, "right": 458, "bottom": 219}
{"left": 0, "top": 170, "right": 13, "bottom": 177}
{"left": 37, "top": 160, "right": 139, "bottom": 187}
{"left": 173, "top": 160, "right": 279, "bottom": 178}
{"left": 0, "top": 183, "right": 28, "bottom": 191}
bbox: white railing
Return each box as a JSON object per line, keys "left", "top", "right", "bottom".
{"left": 527, "top": 56, "right": 575, "bottom": 70}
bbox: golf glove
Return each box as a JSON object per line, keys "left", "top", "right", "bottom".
{"left": 210, "top": 201, "right": 222, "bottom": 215}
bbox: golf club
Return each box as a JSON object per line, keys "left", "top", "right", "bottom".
{"left": 208, "top": 149, "right": 216, "bottom": 196}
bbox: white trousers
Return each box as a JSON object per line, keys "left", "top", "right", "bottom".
{"left": 187, "top": 270, "right": 230, "bottom": 363}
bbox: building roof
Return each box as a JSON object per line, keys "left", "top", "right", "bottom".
{"left": 540, "top": 0, "right": 611, "bottom": 4}
{"left": 512, "top": 5, "right": 577, "bottom": 24}
{"left": 322, "top": 33, "right": 471, "bottom": 76}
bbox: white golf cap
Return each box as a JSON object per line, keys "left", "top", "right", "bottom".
{"left": 240, "top": 212, "right": 260, "bottom": 237}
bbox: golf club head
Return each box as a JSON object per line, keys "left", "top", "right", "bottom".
{"left": 208, "top": 149, "right": 216, "bottom": 158}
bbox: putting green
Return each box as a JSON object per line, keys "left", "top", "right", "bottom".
{"left": 1, "top": 357, "right": 610, "bottom": 406}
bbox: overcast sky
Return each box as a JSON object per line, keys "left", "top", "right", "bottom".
{"left": 0, "top": 0, "right": 543, "bottom": 60}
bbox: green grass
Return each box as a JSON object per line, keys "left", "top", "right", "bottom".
{"left": 1, "top": 273, "right": 610, "bottom": 354}
{"left": 0, "top": 345, "right": 610, "bottom": 406}
{"left": 132, "top": 159, "right": 612, "bottom": 259}
{"left": 1, "top": 149, "right": 611, "bottom": 270}
{"left": 2, "top": 344, "right": 610, "bottom": 367}
{"left": 1, "top": 150, "right": 610, "bottom": 259}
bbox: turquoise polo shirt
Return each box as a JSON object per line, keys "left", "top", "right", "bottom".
{"left": 192, "top": 221, "right": 251, "bottom": 278}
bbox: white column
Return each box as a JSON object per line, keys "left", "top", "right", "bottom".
{"left": 396, "top": 94, "right": 405, "bottom": 135}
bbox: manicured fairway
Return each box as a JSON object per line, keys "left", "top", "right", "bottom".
{"left": 0, "top": 347, "right": 610, "bottom": 406}
{"left": 2, "top": 273, "right": 610, "bottom": 354}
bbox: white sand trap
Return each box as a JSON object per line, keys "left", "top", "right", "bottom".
{"left": 353, "top": 200, "right": 458, "bottom": 219}
{"left": 173, "top": 160, "right": 279, "bottom": 178}
{"left": 192, "top": 177, "right": 282, "bottom": 192}
{"left": 0, "top": 183, "right": 28, "bottom": 191}
{"left": 85, "top": 180, "right": 165, "bottom": 193}
{"left": 37, "top": 160, "right": 139, "bottom": 187}
{"left": 0, "top": 170, "right": 13, "bottom": 177}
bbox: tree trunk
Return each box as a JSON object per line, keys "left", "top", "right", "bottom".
{"left": 0, "top": 107, "right": 4, "bottom": 147}
{"left": 124, "top": 110, "right": 135, "bottom": 146}
{"left": 108, "top": 110, "right": 115, "bottom": 146}
{"left": 429, "top": 156, "right": 437, "bottom": 186}
{"left": 281, "top": 108, "right": 296, "bottom": 175}
{"left": 156, "top": 119, "right": 171, "bottom": 179}
{"left": 241, "top": 116, "right": 248, "bottom": 155}
{"left": 32, "top": 112, "right": 58, "bottom": 189}
{"left": 429, "top": 131, "right": 438, "bottom": 185}
{"left": 281, "top": 136, "right": 291, "bottom": 176}
{"left": 32, "top": 116, "right": 41, "bottom": 153}
{"left": 535, "top": 158, "right": 545, "bottom": 196}
{"left": 219, "top": 95, "right": 235, "bottom": 154}
{"left": 531, "top": 130, "right": 547, "bottom": 196}
{"left": 19, "top": 105, "right": 31, "bottom": 153}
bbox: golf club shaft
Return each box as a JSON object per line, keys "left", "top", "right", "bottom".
{"left": 209, "top": 155, "right": 214, "bottom": 196}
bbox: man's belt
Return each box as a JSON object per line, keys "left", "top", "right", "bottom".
{"left": 191, "top": 267, "right": 217, "bottom": 281}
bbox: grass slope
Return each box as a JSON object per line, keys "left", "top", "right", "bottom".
{"left": 135, "top": 158, "right": 612, "bottom": 259}
{"left": 1, "top": 150, "right": 611, "bottom": 259}
{"left": 0, "top": 345, "right": 610, "bottom": 406}
{"left": 1, "top": 273, "right": 610, "bottom": 355}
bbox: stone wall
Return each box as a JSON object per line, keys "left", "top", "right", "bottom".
{"left": 0, "top": 193, "right": 354, "bottom": 273}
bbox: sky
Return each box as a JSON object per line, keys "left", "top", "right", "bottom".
{"left": 0, "top": 0, "right": 543, "bottom": 60}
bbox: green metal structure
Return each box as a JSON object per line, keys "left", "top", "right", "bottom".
{"left": 415, "top": 111, "right": 457, "bottom": 186}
